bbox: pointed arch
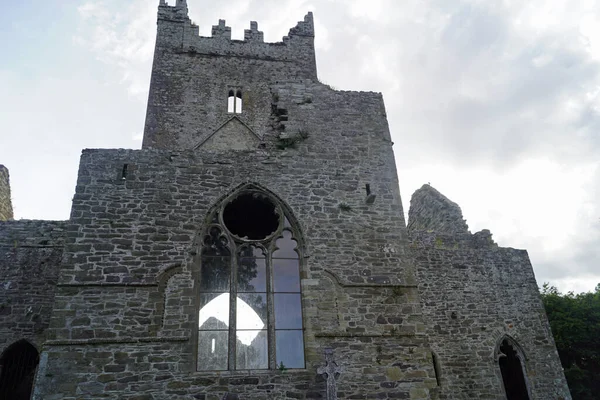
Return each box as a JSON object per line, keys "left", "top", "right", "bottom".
{"left": 494, "top": 334, "right": 527, "bottom": 362}
{"left": 155, "top": 263, "right": 185, "bottom": 332}
{"left": 494, "top": 335, "right": 531, "bottom": 400}
{"left": 201, "top": 182, "right": 306, "bottom": 251}
{"left": 0, "top": 339, "right": 40, "bottom": 400}
{"left": 193, "top": 183, "right": 306, "bottom": 371}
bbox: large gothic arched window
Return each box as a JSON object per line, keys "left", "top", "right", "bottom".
{"left": 197, "top": 191, "right": 304, "bottom": 371}
{"left": 497, "top": 337, "right": 530, "bottom": 400}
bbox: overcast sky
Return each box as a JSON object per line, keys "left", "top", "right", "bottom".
{"left": 0, "top": 0, "right": 598, "bottom": 293}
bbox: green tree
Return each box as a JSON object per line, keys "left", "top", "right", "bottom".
{"left": 541, "top": 283, "right": 600, "bottom": 400}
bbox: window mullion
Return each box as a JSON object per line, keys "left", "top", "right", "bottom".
{"left": 228, "top": 249, "right": 238, "bottom": 370}
{"left": 267, "top": 252, "right": 277, "bottom": 369}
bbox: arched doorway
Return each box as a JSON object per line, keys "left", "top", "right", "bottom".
{"left": 498, "top": 338, "right": 530, "bottom": 400}
{"left": 0, "top": 340, "right": 40, "bottom": 400}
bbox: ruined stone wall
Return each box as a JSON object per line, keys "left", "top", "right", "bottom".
{"left": 0, "top": 165, "right": 13, "bottom": 221}
{"left": 407, "top": 184, "right": 468, "bottom": 234}
{"left": 143, "top": 4, "right": 317, "bottom": 150}
{"left": 34, "top": 82, "right": 437, "bottom": 399}
{"left": 408, "top": 188, "right": 570, "bottom": 399}
{"left": 0, "top": 220, "right": 66, "bottom": 353}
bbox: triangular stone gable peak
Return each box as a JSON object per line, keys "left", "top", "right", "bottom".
{"left": 194, "top": 116, "right": 261, "bottom": 151}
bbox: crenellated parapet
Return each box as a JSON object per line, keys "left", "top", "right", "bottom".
{"left": 154, "top": 1, "right": 315, "bottom": 73}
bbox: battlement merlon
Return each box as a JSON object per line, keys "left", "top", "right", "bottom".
{"left": 157, "top": 0, "right": 188, "bottom": 21}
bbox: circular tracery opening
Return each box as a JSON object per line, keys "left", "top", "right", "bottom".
{"left": 223, "top": 193, "right": 280, "bottom": 240}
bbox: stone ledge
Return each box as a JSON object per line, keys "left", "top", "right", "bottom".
{"left": 314, "top": 332, "right": 421, "bottom": 338}
{"left": 45, "top": 336, "right": 189, "bottom": 346}
{"left": 56, "top": 283, "right": 158, "bottom": 288}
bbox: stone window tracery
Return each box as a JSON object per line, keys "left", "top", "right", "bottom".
{"left": 197, "top": 191, "right": 304, "bottom": 371}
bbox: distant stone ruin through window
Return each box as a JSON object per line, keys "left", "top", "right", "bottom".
{"left": 0, "top": 340, "right": 39, "bottom": 400}
{"left": 498, "top": 338, "right": 530, "bottom": 400}
{"left": 228, "top": 89, "right": 243, "bottom": 114}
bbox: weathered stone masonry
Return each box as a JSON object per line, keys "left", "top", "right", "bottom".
{"left": 408, "top": 185, "right": 570, "bottom": 399}
{"left": 0, "top": 1, "right": 570, "bottom": 399}
{"left": 0, "top": 220, "right": 65, "bottom": 352}
{"left": 0, "top": 165, "right": 13, "bottom": 221}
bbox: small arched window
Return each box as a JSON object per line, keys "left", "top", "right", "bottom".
{"left": 227, "top": 89, "right": 243, "bottom": 114}
{"left": 497, "top": 337, "right": 530, "bottom": 400}
{"left": 197, "top": 191, "right": 304, "bottom": 371}
{"left": 0, "top": 340, "right": 39, "bottom": 400}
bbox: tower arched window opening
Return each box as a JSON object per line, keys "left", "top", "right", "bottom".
{"left": 235, "top": 90, "right": 243, "bottom": 114}
{"left": 227, "top": 90, "right": 235, "bottom": 113}
{"left": 197, "top": 191, "right": 304, "bottom": 371}
{"left": 227, "top": 89, "right": 243, "bottom": 114}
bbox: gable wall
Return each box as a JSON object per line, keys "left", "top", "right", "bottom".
{"left": 33, "top": 83, "right": 439, "bottom": 399}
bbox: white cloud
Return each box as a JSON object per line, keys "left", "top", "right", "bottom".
{"left": 74, "top": 0, "right": 156, "bottom": 99}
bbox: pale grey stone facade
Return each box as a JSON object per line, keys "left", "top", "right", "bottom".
{"left": 0, "top": 1, "right": 570, "bottom": 399}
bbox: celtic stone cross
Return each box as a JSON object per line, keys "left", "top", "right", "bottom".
{"left": 317, "top": 348, "right": 343, "bottom": 400}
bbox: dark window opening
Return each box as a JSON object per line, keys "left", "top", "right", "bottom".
{"left": 432, "top": 352, "right": 441, "bottom": 386}
{"left": 365, "top": 184, "right": 371, "bottom": 196}
{"left": 223, "top": 193, "right": 279, "bottom": 240}
{"left": 121, "top": 164, "right": 128, "bottom": 180}
{"left": 499, "top": 339, "right": 530, "bottom": 400}
{"left": 0, "top": 340, "right": 40, "bottom": 400}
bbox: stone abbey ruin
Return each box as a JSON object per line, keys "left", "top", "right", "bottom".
{"left": 0, "top": 1, "right": 571, "bottom": 399}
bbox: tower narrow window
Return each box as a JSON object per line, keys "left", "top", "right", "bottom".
{"left": 197, "top": 191, "right": 305, "bottom": 371}
{"left": 227, "top": 89, "right": 243, "bottom": 114}
{"left": 498, "top": 338, "right": 530, "bottom": 400}
{"left": 228, "top": 90, "right": 236, "bottom": 113}
{"left": 235, "top": 90, "right": 243, "bottom": 114}
{"left": 0, "top": 340, "right": 40, "bottom": 400}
